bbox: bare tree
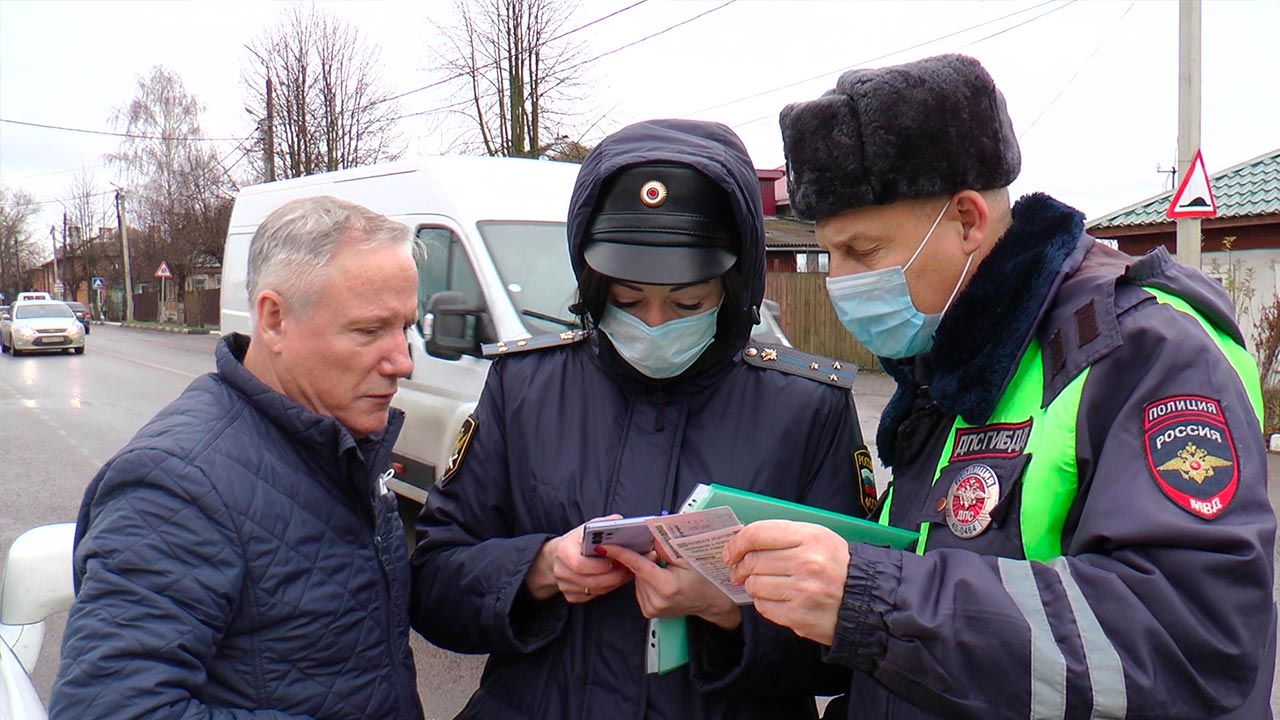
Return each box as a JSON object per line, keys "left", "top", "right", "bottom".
{"left": 429, "top": 0, "right": 590, "bottom": 158}
{"left": 0, "top": 186, "right": 42, "bottom": 301}
{"left": 61, "top": 169, "right": 111, "bottom": 306}
{"left": 109, "top": 66, "right": 236, "bottom": 296}
{"left": 244, "top": 5, "right": 403, "bottom": 180}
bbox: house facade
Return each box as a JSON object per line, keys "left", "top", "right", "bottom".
{"left": 1086, "top": 148, "right": 1280, "bottom": 354}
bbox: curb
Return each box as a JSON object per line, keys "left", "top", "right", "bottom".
{"left": 118, "top": 322, "right": 219, "bottom": 336}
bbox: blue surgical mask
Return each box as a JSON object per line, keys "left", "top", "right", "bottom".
{"left": 825, "top": 201, "right": 972, "bottom": 359}
{"left": 599, "top": 303, "right": 720, "bottom": 379}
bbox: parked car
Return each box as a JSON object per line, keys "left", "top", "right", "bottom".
{"left": 1, "top": 523, "right": 76, "bottom": 720}
{"left": 0, "top": 301, "right": 86, "bottom": 356}
{"left": 63, "top": 301, "right": 91, "bottom": 334}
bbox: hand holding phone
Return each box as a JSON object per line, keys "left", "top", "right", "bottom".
{"left": 581, "top": 515, "right": 657, "bottom": 556}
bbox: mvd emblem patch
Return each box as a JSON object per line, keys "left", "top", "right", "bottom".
{"left": 1144, "top": 395, "right": 1237, "bottom": 519}
{"left": 854, "top": 447, "right": 877, "bottom": 516}
{"left": 439, "top": 415, "right": 478, "bottom": 487}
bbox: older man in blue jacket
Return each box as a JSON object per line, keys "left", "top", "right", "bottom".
{"left": 51, "top": 196, "right": 425, "bottom": 719}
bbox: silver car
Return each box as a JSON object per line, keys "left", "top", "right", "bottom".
{"left": 1, "top": 301, "right": 86, "bottom": 356}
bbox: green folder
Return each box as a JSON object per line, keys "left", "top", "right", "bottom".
{"left": 646, "top": 483, "right": 919, "bottom": 674}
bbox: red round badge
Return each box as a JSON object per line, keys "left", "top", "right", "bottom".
{"left": 945, "top": 463, "right": 1000, "bottom": 539}
{"left": 640, "top": 180, "right": 667, "bottom": 207}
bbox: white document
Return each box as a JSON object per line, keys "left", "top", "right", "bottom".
{"left": 645, "top": 507, "right": 752, "bottom": 605}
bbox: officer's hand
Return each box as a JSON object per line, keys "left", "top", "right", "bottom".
{"left": 600, "top": 545, "right": 742, "bottom": 630}
{"left": 723, "top": 520, "right": 850, "bottom": 646}
{"left": 525, "top": 516, "right": 635, "bottom": 603}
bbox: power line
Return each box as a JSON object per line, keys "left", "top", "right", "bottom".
{"left": 957, "top": 0, "right": 1079, "bottom": 49}
{"left": 0, "top": 163, "right": 108, "bottom": 184}
{"left": 1017, "top": 1, "right": 1135, "bottom": 139}
{"left": 560, "top": 1, "right": 735, "bottom": 74}
{"left": 392, "top": 1, "right": 734, "bottom": 125}
{"left": 0, "top": 117, "right": 249, "bottom": 143}
{"left": 726, "top": 0, "right": 1077, "bottom": 130}
{"left": 697, "top": 0, "right": 1064, "bottom": 120}
{"left": 373, "top": 0, "right": 656, "bottom": 112}
{"left": 548, "top": 0, "right": 649, "bottom": 44}
{"left": 31, "top": 189, "right": 115, "bottom": 207}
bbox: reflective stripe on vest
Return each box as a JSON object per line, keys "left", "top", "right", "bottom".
{"left": 879, "top": 287, "right": 1263, "bottom": 561}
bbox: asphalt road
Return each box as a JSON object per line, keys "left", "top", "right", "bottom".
{"left": 1, "top": 324, "right": 1277, "bottom": 717}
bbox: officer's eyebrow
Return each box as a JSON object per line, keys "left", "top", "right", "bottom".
{"left": 667, "top": 282, "right": 709, "bottom": 293}
{"left": 613, "top": 280, "right": 712, "bottom": 293}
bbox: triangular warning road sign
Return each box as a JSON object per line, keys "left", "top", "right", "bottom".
{"left": 154, "top": 261, "right": 173, "bottom": 279}
{"left": 1166, "top": 149, "right": 1217, "bottom": 219}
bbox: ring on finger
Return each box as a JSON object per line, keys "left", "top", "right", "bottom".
{"left": 583, "top": 586, "right": 592, "bottom": 596}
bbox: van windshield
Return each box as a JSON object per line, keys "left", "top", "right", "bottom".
{"left": 477, "top": 221, "right": 580, "bottom": 336}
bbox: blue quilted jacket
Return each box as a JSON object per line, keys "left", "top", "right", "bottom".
{"left": 50, "top": 334, "right": 423, "bottom": 720}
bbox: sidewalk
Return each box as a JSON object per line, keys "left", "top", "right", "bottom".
{"left": 104, "top": 321, "right": 221, "bottom": 336}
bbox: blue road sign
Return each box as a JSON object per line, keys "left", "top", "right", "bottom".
{"left": 92, "top": 277, "right": 105, "bottom": 289}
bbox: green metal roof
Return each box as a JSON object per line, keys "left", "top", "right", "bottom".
{"left": 1088, "top": 147, "right": 1280, "bottom": 230}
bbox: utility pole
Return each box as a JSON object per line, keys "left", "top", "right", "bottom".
{"left": 115, "top": 187, "right": 135, "bottom": 323}
{"left": 246, "top": 44, "right": 276, "bottom": 182}
{"left": 48, "top": 225, "right": 61, "bottom": 293}
{"left": 61, "top": 210, "right": 72, "bottom": 300}
{"left": 1176, "top": 0, "right": 1202, "bottom": 268}
{"left": 265, "top": 75, "right": 276, "bottom": 182}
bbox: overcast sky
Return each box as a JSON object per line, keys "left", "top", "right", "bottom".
{"left": 1, "top": 0, "right": 1277, "bottom": 244}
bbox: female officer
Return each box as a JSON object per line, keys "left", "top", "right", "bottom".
{"left": 410, "top": 118, "right": 866, "bottom": 719}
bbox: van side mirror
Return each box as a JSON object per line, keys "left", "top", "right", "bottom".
{"left": 424, "top": 291, "right": 485, "bottom": 361}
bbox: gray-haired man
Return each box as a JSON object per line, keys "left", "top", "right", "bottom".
{"left": 52, "top": 196, "right": 425, "bottom": 719}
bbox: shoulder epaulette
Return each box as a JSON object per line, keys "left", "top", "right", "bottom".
{"left": 482, "top": 329, "right": 589, "bottom": 358}
{"left": 742, "top": 343, "right": 856, "bottom": 390}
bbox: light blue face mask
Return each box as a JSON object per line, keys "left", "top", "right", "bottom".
{"left": 599, "top": 303, "right": 720, "bottom": 379}
{"left": 825, "top": 200, "right": 973, "bottom": 359}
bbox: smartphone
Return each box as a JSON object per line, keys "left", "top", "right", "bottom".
{"left": 581, "top": 515, "right": 657, "bottom": 556}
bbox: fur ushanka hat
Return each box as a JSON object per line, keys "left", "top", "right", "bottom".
{"left": 779, "top": 54, "right": 1021, "bottom": 221}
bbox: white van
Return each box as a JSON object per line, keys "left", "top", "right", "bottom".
{"left": 15, "top": 292, "right": 51, "bottom": 303}
{"left": 221, "top": 157, "right": 582, "bottom": 511}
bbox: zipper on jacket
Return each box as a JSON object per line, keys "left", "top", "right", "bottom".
{"left": 373, "top": 528, "right": 405, "bottom": 714}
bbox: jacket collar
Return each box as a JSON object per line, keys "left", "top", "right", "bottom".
{"left": 877, "top": 193, "right": 1088, "bottom": 467}
{"left": 216, "top": 334, "right": 402, "bottom": 467}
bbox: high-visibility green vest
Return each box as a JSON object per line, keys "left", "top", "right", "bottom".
{"left": 880, "top": 287, "right": 1264, "bottom": 560}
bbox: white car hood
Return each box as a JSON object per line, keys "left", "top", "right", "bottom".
{"left": 14, "top": 318, "right": 78, "bottom": 332}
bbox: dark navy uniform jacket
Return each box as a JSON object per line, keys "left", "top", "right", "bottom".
{"left": 410, "top": 120, "right": 861, "bottom": 719}
{"left": 825, "top": 194, "right": 1276, "bottom": 719}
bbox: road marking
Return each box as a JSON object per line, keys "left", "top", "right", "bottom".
{"left": 91, "top": 347, "right": 200, "bottom": 379}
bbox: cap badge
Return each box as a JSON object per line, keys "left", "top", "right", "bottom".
{"left": 640, "top": 180, "right": 668, "bottom": 207}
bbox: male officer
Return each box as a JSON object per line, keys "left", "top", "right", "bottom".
{"left": 726, "top": 54, "right": 1275, "bottom": 719}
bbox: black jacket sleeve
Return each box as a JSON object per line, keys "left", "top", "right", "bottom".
{"left": 409, "top": 361, "right": 567, "bottom": 654}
